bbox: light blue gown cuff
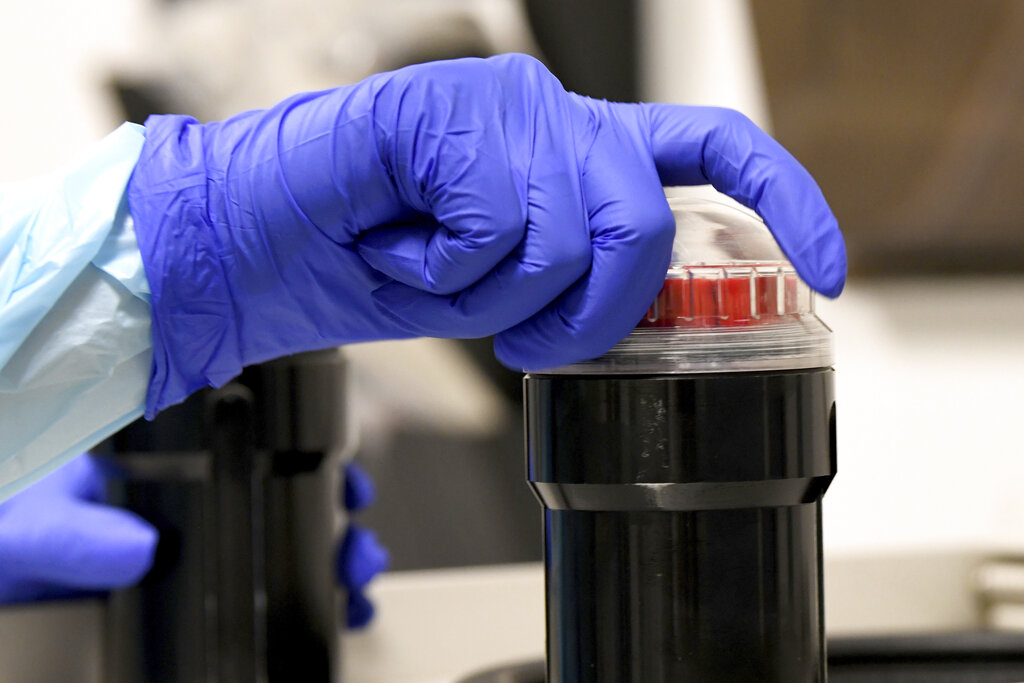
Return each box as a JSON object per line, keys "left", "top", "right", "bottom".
{"left": 0, "top": 123, "right": 152, "bottom": 500}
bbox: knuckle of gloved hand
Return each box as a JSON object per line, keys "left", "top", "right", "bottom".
{"left": 472, "top": 206, "right": 526, "bottom": 252}
{"left": 491, "top": 52, "right": 546, "bottom": 79}
{"left": 628, "top": 194, "right": 677, "bottom": 250}
{"left": 706, "top": 106, "right": 761, "bottom": 142}
{"left": 490, "top": 53, "right": 565, "bottom": 97}
{"left": 551, "top": 227, "right": 593, "bottom": 278}
{"left": 380, "top": 58, "right": 502, "bottom": 144}
{"left": 421, "top": 56, "right": 501, "bottom": 101}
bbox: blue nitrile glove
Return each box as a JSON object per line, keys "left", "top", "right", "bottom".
{"left": 0, "top": 454, "right": 157, "bottom": 603}
{"left": 128, "top": 54, "right": 846, "bottom": 417}
{"left": 0, "top": 455, "right": 387, "bottom": 627}
{"left": 336, "top": 462, "right": 389, "bottom": 629}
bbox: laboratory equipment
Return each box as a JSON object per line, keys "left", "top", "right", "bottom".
{"left": 524, "top": 198, "right": 836, "bottom": 681}
{"left": 95, "top": 350, "right": 346, "bottom": 683}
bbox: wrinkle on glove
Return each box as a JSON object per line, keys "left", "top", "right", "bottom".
{"left": 129, "top": 54, "right": 846, "bottom": 416}
{"left": 0, "top": 455, "right": 157, "bottom": 603}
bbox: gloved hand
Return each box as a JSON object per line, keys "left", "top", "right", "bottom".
{"left": 337, "top": 462, "right": 389, "bottom": 628}
{"left": 0, "top": 454, "right": 387, "bottom": 627}
{"left": 0, "top": 455, "right": 157, "bottom": 603}
{"left": 128, "top": 54, "right": 846, "bottom": 417}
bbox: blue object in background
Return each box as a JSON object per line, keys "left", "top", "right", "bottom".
{"left": 339, "top": 462, "right": 389, "bottom": 628}
{"left": 0, "top": 455, "right": 387, "bottom": 628}
{"left": 0, "top": 455, "right": 156, "bottom": 603}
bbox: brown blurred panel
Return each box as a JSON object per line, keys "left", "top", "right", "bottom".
{"left": 750, "top": 0, "right": 1024, "bottom": 273}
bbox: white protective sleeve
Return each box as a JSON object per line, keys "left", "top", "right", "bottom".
{"left": 0, "top": 123, "right": 152, "bottom": 500}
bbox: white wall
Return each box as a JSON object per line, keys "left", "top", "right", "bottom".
{"left": 0, "top": 0, "right": 145, "bottom": 180}
{"left": 821, "top": 276, "right": 1024, "bottom": 554}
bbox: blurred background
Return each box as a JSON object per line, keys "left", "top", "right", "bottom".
{"left": 3, "top": 0, "right": 1024, "bottom": 678}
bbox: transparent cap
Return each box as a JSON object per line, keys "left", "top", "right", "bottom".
{"left": 547, "top": 197, "right": 833, "bottom": 374}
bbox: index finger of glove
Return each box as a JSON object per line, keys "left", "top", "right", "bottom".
{"left": 360, "top": 59, "right": 526, "bottom": 295}
{"left": 643, "top": 103, "right": 847, "bottom": 297}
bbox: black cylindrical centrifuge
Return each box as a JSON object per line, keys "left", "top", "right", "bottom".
{"left": 525, "top": 198, "right": 837, "bottom": 682}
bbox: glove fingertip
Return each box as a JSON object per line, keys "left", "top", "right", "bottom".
{"left": 818, "top": 242, "right": 848, "bottom": 299}
{"left": 344, "top": 462, "right": 376, "bottom": 511}
{"left": 337, "top": 526, "right": 390, "bottom": 590}
{"left": 116, "top": 518, "right": 160, "bottom": 585}
{"left": 73, "top": 508, "right": 159, "bottom": 588}
{"left": 347, "top": 590, "right": 375, "bottom": 629}
{"left": 792, "top": 222, "right": 847, "bottom": 299}
{"left": 819, "top": 274, "right": 846, "bottom": 299}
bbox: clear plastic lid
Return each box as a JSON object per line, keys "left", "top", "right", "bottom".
{"left": 547, "top": 197, "right": 833, "bottom": 374}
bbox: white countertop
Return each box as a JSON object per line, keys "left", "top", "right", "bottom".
{"left": 343, "top": 563, "right": 545, "bottom": 683}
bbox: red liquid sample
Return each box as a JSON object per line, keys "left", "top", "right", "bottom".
{"left": 719, "top": 276, "right": 753, "bottom": 326}
{"left": 755, "top": 274, "right": 780, "bottom": 323}
{"left": 641, "top": 271, "right": 800, "bottom": 328}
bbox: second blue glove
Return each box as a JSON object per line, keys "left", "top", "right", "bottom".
{"left": 337, "top": 462, "right": 389, "bottom": 629}
{"left": 0, "top": 455, "right": 156, "bottom": 603}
